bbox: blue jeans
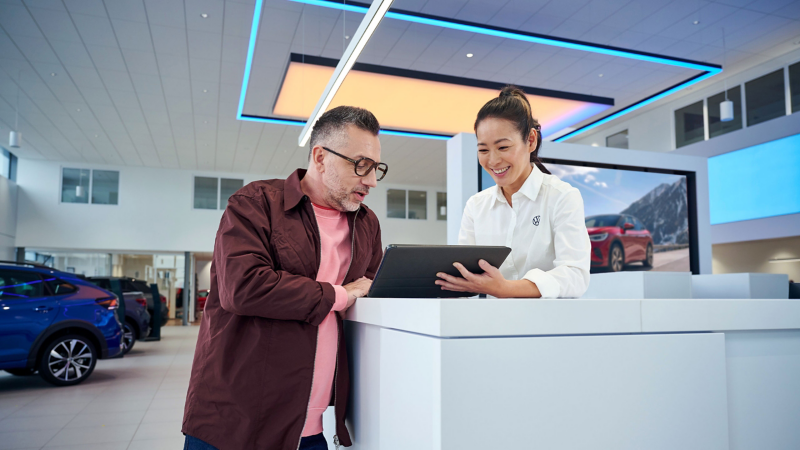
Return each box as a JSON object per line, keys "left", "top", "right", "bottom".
{"left": 184, "top": 434, "right": 328, "bottom": 450}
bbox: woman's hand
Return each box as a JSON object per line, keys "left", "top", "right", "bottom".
{"left": 435, "top": 260, "right": 509, "bottom": 297}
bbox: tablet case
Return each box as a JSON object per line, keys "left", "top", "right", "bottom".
{"left": 367, "top": 244, "right": 512, "bottom": 298}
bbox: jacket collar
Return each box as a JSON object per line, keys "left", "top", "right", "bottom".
{"left": 491, "top": 164, "right": 544, "bottom": 206}
{"left": 284, "top": 169, "right": 308, "bottom": 212}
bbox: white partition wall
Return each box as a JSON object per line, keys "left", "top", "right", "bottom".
{"left": 445, "top": 134, "right": 478, "bottom": 245}
{"left": 445, "top": 134, "right": 712, "bottom": 274}
{"left": 0, "top": 175, "right": 17, "bottom": 260}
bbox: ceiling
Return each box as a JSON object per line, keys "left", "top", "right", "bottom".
{"left": 0, "top": 0, "right": 799, "bottom": 186}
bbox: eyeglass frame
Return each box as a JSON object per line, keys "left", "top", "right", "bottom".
{"left": 320, "top": 146, "right": 388, "bottom": 181}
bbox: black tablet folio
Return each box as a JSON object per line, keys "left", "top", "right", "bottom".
{"left": 367, "top": 244, "right": 512, "bottom": 298}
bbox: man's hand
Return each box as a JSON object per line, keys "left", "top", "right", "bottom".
{"left": 343, "top": 277, "right": 372, "bottom": 311}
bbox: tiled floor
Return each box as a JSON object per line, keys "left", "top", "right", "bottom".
{"left": 0, "top": 326, "right": 199, "bottom": 450}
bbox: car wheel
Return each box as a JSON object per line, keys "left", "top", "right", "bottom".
{"left": 643, "top": 244, "right": 654, "bottom": 268}
{"left": 609, "top": 244, "right": 624, "bottom": 272}
{"left": 122, "top": 321, "right": 137, "bottom": 354}
{"left": 38, "top": 334, "right": 97, "bottom": 387}
{"left": 4, "top": 368, "right": 36, "bottom": 376}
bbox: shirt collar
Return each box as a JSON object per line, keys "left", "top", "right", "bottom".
{"left": 491, "top": 165, "right": 544, "bottom": 206}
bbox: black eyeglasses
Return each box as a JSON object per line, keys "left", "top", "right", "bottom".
{"left": 322, "top": 147, "right": 388, "bottom": 181}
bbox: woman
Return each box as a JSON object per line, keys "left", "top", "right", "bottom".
{"left": 435, "top": 86, "right": 591, "bottom": 298}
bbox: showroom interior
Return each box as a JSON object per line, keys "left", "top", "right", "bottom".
{"left": 0, "top": 0, "right": 799, "bottom": 449}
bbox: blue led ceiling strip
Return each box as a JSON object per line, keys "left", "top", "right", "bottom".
{"left": 236, "top": 0, "right": 449, "bottom": 140}
{"left": 239, "top": 0, "right": 721, "bottom": 141}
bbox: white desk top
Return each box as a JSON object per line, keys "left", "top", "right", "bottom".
{"left": 345, "top": 298, "right": 800, "bottom": 338}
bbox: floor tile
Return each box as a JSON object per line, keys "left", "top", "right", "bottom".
{"left": 131, "top": 420, "right": 183, "bottom": 441}
{"left": 127, "top": 436, "right": 186, "bottom": 450}
{"left": 64, "top": 410, "right": 146, "bottom": 429}
{"left": 47, "top": 423, "right": 138, "bottom": 446}
{"left": 0, "top": 428, "right": 59, "bottom": 449}
{"left": 0, "top": 414, "right": 74, "bottom": 432}
{"left": 141, "top": 407, "right": 184, "bottom": 424}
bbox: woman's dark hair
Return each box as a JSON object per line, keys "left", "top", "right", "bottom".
{"left": 474, "top": 85, "right": 550, "bottom": 175}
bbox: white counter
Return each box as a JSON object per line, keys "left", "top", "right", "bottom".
{"left": 343, "top": 298, "right": 800, "bottom": 450}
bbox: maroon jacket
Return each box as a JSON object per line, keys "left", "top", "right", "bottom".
{"left": 182, "top": 169, "right": 383, "bottom": 450}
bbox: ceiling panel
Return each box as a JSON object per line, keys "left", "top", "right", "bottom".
{"left": 0, "top": 0, "right": 797, "bottom": 186}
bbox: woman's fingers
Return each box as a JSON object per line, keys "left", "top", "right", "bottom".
{"left": 479, "top": 259, "right": 501, "bottom": 277}
{"left": 452, "top": 262, "right": 477, "bottom": 281}
{"left": 437, "top": 281, "right": 468, "bottom": 292}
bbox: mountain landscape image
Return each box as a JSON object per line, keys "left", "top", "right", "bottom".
{"left": 621, "top": 177, "right": 689, "bottom": 246}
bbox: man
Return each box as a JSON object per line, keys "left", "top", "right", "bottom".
{"left": 182, "top": 106, "right": 387, "bottom": 450}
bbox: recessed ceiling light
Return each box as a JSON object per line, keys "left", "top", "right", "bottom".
{"left": 598, "top": 73, "right": 604, "bottom": 77}
{"left": 203, "top": 89, "right": 208, "bottom": 93}
{"left": 50, "top": 72, "right": 56, "bottom": 77}
{"left": 200, "top": 13, "right": 208, "bottom": 18}
{"left": 345, "top": 35, "right": 350, "bottom": 40}
{"left": 203, "top": 120, "right": 208, "bottom": 124}
{"left": 466, "top": 53, "right": 473, "bottom": 58}
{"left": 94, "top": 134, "right": 98, "bottom": 138}
{"left": 693, "top": 20, "right": 699, "bottom": 25}
{"left": 76, "top": 108, "right": 81, "bottom": 112}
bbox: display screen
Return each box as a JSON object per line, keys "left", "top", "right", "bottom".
{"left": 481, "top": 163, "right": 691, "bottom": 273}
{"left": 708, "top": 132, "right": 800, "bottom": 224}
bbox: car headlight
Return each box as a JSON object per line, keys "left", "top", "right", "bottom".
{"left": 589, "top": 233, "right": 608, "bottom": 242}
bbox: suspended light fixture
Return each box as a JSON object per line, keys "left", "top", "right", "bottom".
{"left": 9, "top": 72, "right": 21, "bottom": 148}
{"left": 720, "top": 28, "right": 734, "bottom": 123}
{"left": 297, "top": 0, "right": 395, "bottom": 147}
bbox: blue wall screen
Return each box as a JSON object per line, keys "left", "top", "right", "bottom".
{"left": 708, "top": 133, "right": 800, "bottom": 225}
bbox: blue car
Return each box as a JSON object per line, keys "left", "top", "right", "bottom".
{"left": 0, "top": 262, "right": 124, "bottom": 386}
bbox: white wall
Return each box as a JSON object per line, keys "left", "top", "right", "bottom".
{"left": 15, "top": 159, "right": 446, "bottom": 253}
{"left": 0, "top": 174, "right": 17, "bottom": 261}
{"left": 713, "top": 236, "right": 800, "bottom": 282}
{"left": 196, "top": 259, "right": 212, "bottom": 291}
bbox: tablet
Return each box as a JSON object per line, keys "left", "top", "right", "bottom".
{"left": 367, "top": 244, "right": 512, "bottom": 298}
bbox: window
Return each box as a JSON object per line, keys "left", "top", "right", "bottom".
{"left": 0, "top": 148, "right": 13, "bottom": 181}
{"left": 674, "top": 101, "right": 705, "bottom": 148}
{"left": 220, "top": 178, "right": 244, "bottom": 209}
{"left": 91, "top": 170, "right": 119, "bottom": 205}
{"left": 606, "top": 130, "right": 628, "bottom": 149}
{"left": 790, "top": 61, "right": 800, "bottom": 114}
{"left": 708, "top": 86, "right": 742, "bottom": 138}
{"left": 437, "top": 192, "right": 447, "bottom": 221}
{"left": 194, "top": 177, "right": 218, "bottom": 210}
{"left": 61, "top": 168, "right": 119, "bottom": 205}
{"left": 387, "top": 189, "right": 406, "bottom": 218}
{"left": 193, "top": 176, "right": 244, "bottom": 210}
{"left": 61, "top": 168, "right": 91, "bottom": 204}
{"left": 387, "top": 189, "right": 429, "bottom": 219}
{"left": 45, "top": 278, "right": 77, "bottom": 296}
{"left": 745, "top": 69, "right": 785, "bottom": 126}
{"left": 0, "top": 270, "right": 45, "bottom": 299}
{"left": 408, "top": 191, "right": 427, "bottom": 220}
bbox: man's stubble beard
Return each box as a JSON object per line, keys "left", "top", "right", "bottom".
{"left": 322, "top": 164, "right": 366, "bottom": 212}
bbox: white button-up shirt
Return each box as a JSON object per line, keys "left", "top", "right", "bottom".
{"left": 458, "top": 166, "right": 591, "bottom": 298}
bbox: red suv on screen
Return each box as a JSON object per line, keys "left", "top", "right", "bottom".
{"left": 586, "top": 214, "right": 654, "bottom": 272}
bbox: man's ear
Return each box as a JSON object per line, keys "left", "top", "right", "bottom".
{"left": 311, "top": 145, "right": 326, "bottom": 172}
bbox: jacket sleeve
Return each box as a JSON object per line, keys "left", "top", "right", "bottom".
{"left": 214, "top": 194, "right": 335, "bottom": 325}
{"left": 522, "top": 189, "right": 591, "bottom": 298}
{"left": 365, "top": 218, "right": 383, "bottom": 279}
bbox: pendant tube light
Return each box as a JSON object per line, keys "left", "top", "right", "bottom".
{"left": 297, "top": 0, "right": 395, "bottom": 147}
{"left": 720, "top": 28, "right": 734, "bottom": 123}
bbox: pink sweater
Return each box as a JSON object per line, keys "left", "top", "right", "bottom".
{"left": 302, "top": 204, "right": 351, "bottom": 437}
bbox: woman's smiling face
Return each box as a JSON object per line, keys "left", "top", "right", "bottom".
{"left": 476, "top": 117, "right": 534, "bottom": 190}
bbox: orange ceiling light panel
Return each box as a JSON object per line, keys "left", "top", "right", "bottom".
{"left": 273, "top": 55, "right": 613, "bottom": 138}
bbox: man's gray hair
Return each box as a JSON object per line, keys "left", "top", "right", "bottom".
{"left": 308, "top": 106, "right": 380, "bottom": 160}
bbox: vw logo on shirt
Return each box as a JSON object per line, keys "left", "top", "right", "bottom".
{"left": 532, "top": 215, "right": 540, "bottom": 226}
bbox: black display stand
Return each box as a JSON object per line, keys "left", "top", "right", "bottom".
{"left": 145, "top": 283, "right": 162, "bottom": 341}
